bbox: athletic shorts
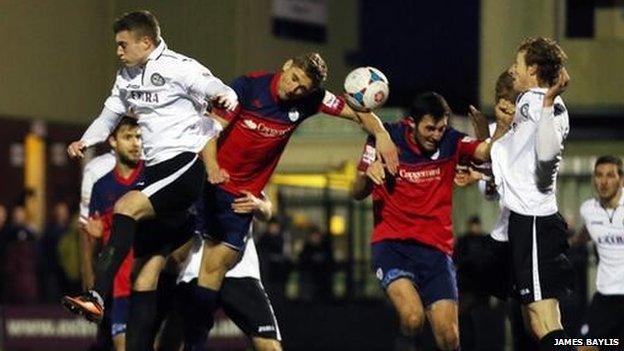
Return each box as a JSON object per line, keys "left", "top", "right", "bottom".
{"left": 508, "top": 211, "right": 573, "bottom": 304}
{"left": 133, "top": 214, "right": 195, "bottom": 258}
{"left": 137, "top": 152, "right": 204, "bottom": 216}
{"left": 586, "top": 292, "right": 624, "bottom": 340}
{"left": 198, "top": 184, "right": 252, "bottom": 251}
{"left": 111, "top": 296, "right": 129, "bottom": 337}
{"left": 177, "top": 278, "right": 281, "bottom": 340}
{"left": 371, "top": 239, "right": 458, "bottom": 307}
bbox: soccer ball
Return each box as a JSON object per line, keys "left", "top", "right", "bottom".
{"left": 343, "top": 66, "right": 389, "bottom": 111}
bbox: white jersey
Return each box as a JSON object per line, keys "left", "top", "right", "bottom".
{"left": 83, "top": 39, "right": 229, "bottom": 166}
{"left": 580, "top": 193, "right": 624, "bottom": 295}
{"left": 178, "top": 235, "right": 261, "bottom": 284}
{"left": 79, "top": 153, "right": 116, "bottom": 224}
{"left": 491, "top": 88, "right": 569, "bottom": 216}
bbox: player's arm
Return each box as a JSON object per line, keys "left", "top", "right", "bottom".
{"left": 352, "top": 141, "right": 384, "bottom": 200}
{"left": 334, "top": 101, "right": 399, "bottom": 175}
{"left": 471, "top": 100, "right": 514, "bottom": 161}
{"left": 183, "top": 62, "right": 238, "bottom": 111}
{"left": 68, "top": 107, "right": 123, "bottom": 159}
{"left": 536, "top": 68, "right": 570, "bottom": 162}
{"left": 568, "top": 225, "right": 590, "bottom": 247}
{"left": 231, "top": 191, "right": 273, "bottom": 221}
{"left": 201, "top": 136, "right": 229, "bottom": 184}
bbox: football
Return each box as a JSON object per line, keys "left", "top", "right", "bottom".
{"left": 343, "top": 66, "right": 389, "bottom": 111}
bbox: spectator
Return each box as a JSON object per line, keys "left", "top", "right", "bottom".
{"left": 40, "top": 201, "right": 71, "bottom": 302}
{"left": 298, "top": 225, "right": 334, "bottom": 301}
{"left": 3, "top": 205, "right": 39, "bottom": 303}
{"left": 257, "top": 218, "right": 291, "bottom": 302}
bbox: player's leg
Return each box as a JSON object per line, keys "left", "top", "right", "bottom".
{"left": 386, "top": 278, "right": 426, "bottom": 336}
{"left": 418, "top": 245, "right": 459, "bottom": 351}
{"left": 125, "top": 254, "right": 166, "bottom": 351}
{"left": 425, "top": 300, "right": 459, "bottom": 351}
{"left": 509, "top": 212, "right": 574, "bottom": 350}
{"left": 110, "top": 296, "right": 130, "bottom": 351}
{"left": 219, "top": 277, "right": 282, "bottom": 351}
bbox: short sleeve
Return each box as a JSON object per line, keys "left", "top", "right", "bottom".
{"left": 456, "top": 135, "right": 481, "bottom": 159}
{"left": 88, "top": 184, "right": 103, "bottom": 218}
{"left": 318, "top": 90, "right": 346, "bottom": 116}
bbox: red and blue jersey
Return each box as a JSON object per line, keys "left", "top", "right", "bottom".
{"left": 358, "top": 120, "right": 480, "bottom": 255}
{"left": 214, "top": 72, "right": 345, "bottom": 196}
{"left": 88, "top": 162, "right": 144, "bottom": 297}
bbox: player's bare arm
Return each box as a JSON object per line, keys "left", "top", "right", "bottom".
{"left": 201, "top": 136, "right": 229, "bottom": 184}
{"left": 231, "top": 190, "right": 273, "bottom": 221}
{"left": 472, "top": 100, "right": 514, "bottom": 161}
{"left": 352, "top": 159, "right": 384, "bottom": 200}
{"left": 338, "top": 102, "right": 399, "bottom": 175}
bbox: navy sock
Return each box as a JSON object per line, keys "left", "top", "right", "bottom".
{"left": 93, "top": 214, "right": 136, "bottom": 297}
{"left": 540, "top": 329, "right": 574, "bottom": 351}
{"left": 126, "top": 290, "right": 158, "bottom": 351}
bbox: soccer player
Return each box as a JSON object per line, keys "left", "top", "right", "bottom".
{"left": 490, "top": 37, "right": 572, "bottom": 350}
{"left": 188, "top": 53, "right": 400, "bottom": 339}
{"left": 171, "top": 191, "right": 282, "bottom": 351}
{"left": 571, "top": 156, "right": 624, "bottom": 348}
{"left": 62, "top": 10, "right": 236, "bottom": 350}
{"left": 83, "top": 116, "right": 143, "bottom": 351}
{"left": 352, "top": 91, "right": 511, "bottom": 351}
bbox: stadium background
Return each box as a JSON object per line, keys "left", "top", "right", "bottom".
{"left": 0, "top": 0, "right": 623, "bottom": 350}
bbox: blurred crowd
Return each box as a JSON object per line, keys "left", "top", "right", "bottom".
{"left": 0, "top": 202, "right": 337, "bottom": 305}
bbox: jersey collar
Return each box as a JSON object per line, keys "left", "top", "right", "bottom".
{"left": 113, "top": 161, "right": 144, "bottom": 186}
{"left": 146, "top": 38, "right": 167, "bottom": 62}
{"left": 529, "top": 87, "right": 548, "bottom": 94}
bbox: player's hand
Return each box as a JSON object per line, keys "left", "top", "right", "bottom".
{"left": 544, "top": 68, "right": 570, "bottom": 106}
{"left": 84, "top": 217, "right": 103, "bottom": 239}
{"left": 375, "top": 132, "right": 399, "bottom": 175}
{"left": 207, "top": 166, "right": 230, "bottom": 184}
{"left": 213, "top": 92, "right": 238, "bottom": 112}
{"left": 468, "top": 105, "right": 490, "bottom": 140}
{"left": 494, "top": 99, "right": 514, "bottom": 129}
{"left": 366, "top": 160, "right": 386, "bottom": 185}
{"left": 231, "top": 190, "right": 262, "bottom": 214}
{"left": 67, "top": 140, "right": 86, "bottom": 159}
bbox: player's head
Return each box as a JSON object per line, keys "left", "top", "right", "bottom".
{"left": 510, "top": 37, "right": 567, "bottom": 91}
{"left": 495, "top": 70, "right": 519, "bottom": 104}
{"left": 593, "top": 155, "right": 623, "bottom": 202}
{"left": 407, "top": 92, "right": 451, "bottom": 152}
{"left": 108, "top": 116, "right": 142, "bottom": 166}
{"left": 278, "top": 53, "right": 327, "bottom": 100}
{"left": 113, "top": 10, "right": 161, "bottom": 67}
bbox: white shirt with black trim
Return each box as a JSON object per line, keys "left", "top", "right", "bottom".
{"left": 491, "top": 88, "right": 570, "bottom": 216}
{"left": 79, "top": 153, "right": 116, "bottom": 224}
{"left": 81, "top": 39, "right": 231, "bottom": 166}
{"left": 580, "top": 193, "right": 624, "bottom": 295}
{"left": 178, "top": 234, "right": 261, "bottom": 283}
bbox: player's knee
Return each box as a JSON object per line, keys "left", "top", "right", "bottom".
{"left": 526, "top": 300, "right": 562, "bottom": 339}
{"left": 433, "top": 324, "right": 459, "bottom": 351}
{"left": 113, "top": 191, "right": 149, "bottom": 219}
{"left": 400, "top": 312, "right": 424, "bottom": 335}
{"left": 252, "top": 337, "right": 282, "bottom": 351}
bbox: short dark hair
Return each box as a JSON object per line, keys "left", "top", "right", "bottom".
{"left": 518, "top": 37, "right": 567, "bottom": 86}
{"left": 291, "top": 52, "right": 327, "bottom": 89}
{"left": 495, "top": 70, "right": 518, "bottom": 103}
{"left": 595, "top": 155, "right": 623, "bottom": 176}
{"left": 113, "top": 10, "right": 161, "bottom": 44}
{"left": 111, "top": 116, "right": 139, "bottom": 138}
{"left": 408, "top": 91, "right": 451, "bottom": 124}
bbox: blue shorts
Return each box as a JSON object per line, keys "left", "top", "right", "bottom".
{"left": 111, "top": 297, "right": 129, "bottom": 337}
{"left": 196, "top": 184, "right": 251, "bottom": 251}
{"left": 371, "top": 240, "right": 458, "bottom": 307}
